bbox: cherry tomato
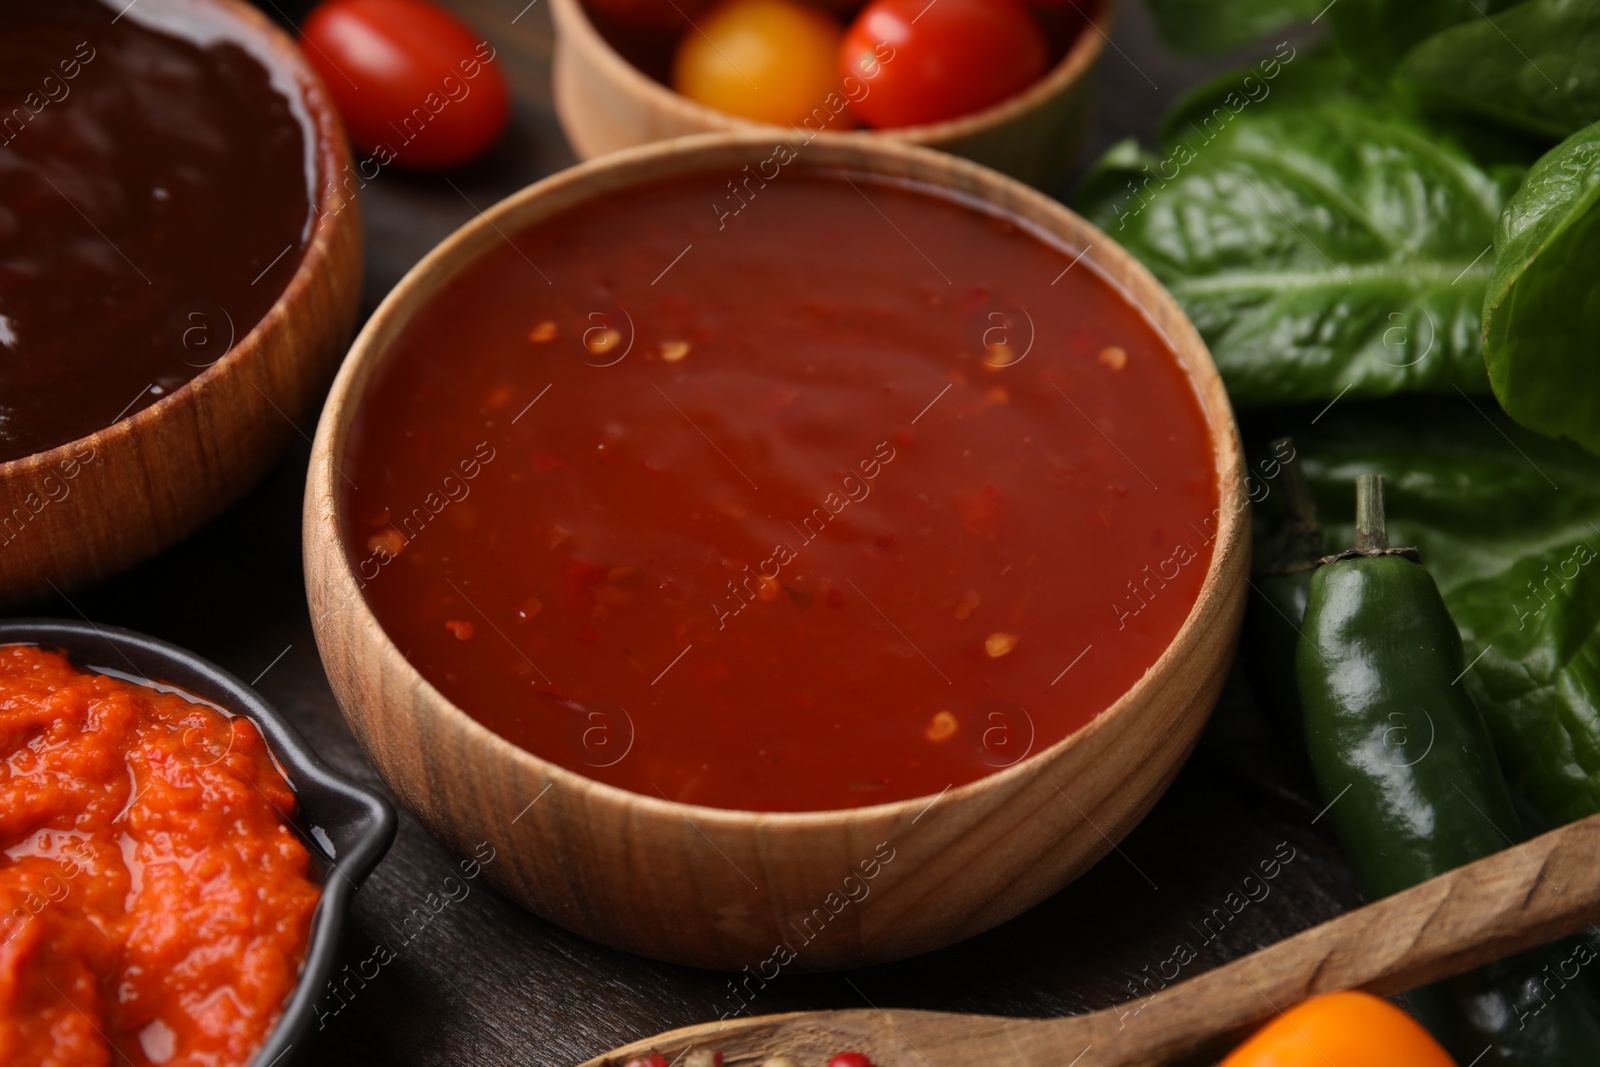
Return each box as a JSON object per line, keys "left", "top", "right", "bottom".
{"left": 829, "top": 1054, "right": 875, "bottom": 1067}
{"left": 586, "top": 0, "right": 713, "bottom": 30}
{"left": 839, "top": 0, "right": 1048, "bottom": 128}
{"left": 300, "top": 0, "right": 510, "bottom": 171}
{"left": 1222, "top": 991, "right": 1456, "bottom": 1067}
{"left": 673, "top": 0, "right": 845, "bottom": 126}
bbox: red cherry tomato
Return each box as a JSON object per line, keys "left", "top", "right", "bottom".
{"left": 585, "top": 0, "right": 713, "bottom": 30}
{"left": 839, "top": 0, "right": 1048, "bottom": 128}
{"left": 300, "top": 0, "right": 510, "bottom": 171}
{"left": 829, "top": 1054, "right": 875, "bottom": 1067}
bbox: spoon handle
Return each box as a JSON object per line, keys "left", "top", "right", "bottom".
{"left": 1083, "top": 811, "right": 1600, "bottom": 1066}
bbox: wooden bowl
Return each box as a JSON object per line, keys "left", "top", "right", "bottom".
{"left": 305, "top": 132, "right": 1247, "bottom": 971}
{"left": 550, "top": 0, "right": 1112, "bottom": 190}
{"left": 0, "top": 0, "right": 362, "bottom": 607}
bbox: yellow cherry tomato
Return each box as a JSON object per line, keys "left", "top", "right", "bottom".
{"left": 672, "top": 0, "right": 845, "bottom": 126}
{"left": 1223, "top": 991, "right": 1457, "bottom": 1067}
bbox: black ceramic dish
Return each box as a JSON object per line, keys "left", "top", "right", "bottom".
{"left": 0, "top": 618, "right": 396, "bottom": 1067}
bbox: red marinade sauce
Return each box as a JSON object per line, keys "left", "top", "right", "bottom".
{"left": 340, "top": 168, "right": 1219, "bottom": 812}
{"left": 0, "top": 644, "right": 320, "bottom": 1067}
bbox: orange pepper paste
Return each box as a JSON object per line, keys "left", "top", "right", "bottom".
{"left": 0, "top": 644, "right": 320, "bottom": 1067}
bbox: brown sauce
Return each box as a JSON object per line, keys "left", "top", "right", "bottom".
{"left": 0, "top": 0, "right": 316, "bottom": 463}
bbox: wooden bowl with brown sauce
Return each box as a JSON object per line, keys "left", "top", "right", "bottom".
{"left": 0, "top": 0, "right": 362, "bottom": 606}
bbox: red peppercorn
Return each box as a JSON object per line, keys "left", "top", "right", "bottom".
{"left": 830, "top": 1053, "right": 874, "bottom": 1067}
{"left": 623, "top": 1056, "right": 669, "bottom": 1067}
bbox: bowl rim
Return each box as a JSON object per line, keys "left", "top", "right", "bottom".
{"left": 0, "top": 0, "right": 352, "bottom": 480}
{"left": 308, "top": 128, "right": 1245, "bottom": 833}
{"left": 551, "top": 0, "right": 1115, "bottom": 145}
{"left": 0, "top": 618, "right": 398, "bottom": 1067}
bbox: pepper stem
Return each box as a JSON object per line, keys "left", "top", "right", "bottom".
{"left": 1353, "top": 474, "right": 1389, "bottom": 553}
{"left": 1278, "top": 438, "right": 1319, "bottom": 537}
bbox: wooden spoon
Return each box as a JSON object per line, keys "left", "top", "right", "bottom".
{"left": 581, "top": 812, "right": 1600, "bottom": 1067}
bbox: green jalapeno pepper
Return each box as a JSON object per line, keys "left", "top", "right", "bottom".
{"left": 1298, "top": 474, "right": 1600, "bottom": 1065}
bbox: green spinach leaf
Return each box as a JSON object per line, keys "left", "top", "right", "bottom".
{"left": 1329, "top": 0, "right": 1521, "bottom": 76}
{"left": 1398, "top": 0, "right": 1600, "bottom": 139}
{"left": 1261, "top": 398, "right": 1600, "bottom": 824}
{"left": 1146, "top": 0, "right": 1323, "bottom": 56}
{"left": 1484, "top": 121, "right": 1600, "bottom": 457}
{"left": 1079, "top": 89, "right": 1512, "bottom": 408}
{"left": 1159, "top": 49, "right": 1373, "bottom": 137}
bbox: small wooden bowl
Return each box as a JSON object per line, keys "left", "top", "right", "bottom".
{"left": 551, "top": 0, "right": 1113, "bottom": 190}
{"left": 0, "top": 0, "right": 362, "bottom": 607}
{"left": 306, "top": 132, "right": 1247, "bottom": 971}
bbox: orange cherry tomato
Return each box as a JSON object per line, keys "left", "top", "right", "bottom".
{"left": 300, "top": 0, "right": 510, "bottom": 171}
{"left": 672, "top": 0, "right": 846, "bottom": 126}
{"left": 839, "top": 0, "right": 1048, "bottom": 128}
{"left": 1223, "top": 991, "right": 1457, "bottom": 1067}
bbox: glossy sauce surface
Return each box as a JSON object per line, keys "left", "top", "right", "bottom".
{"left": 341, "top": 168, "right": 1219, "bottom": 811}
{"left": 0, "top": 645, "right": 320, "bottom": 1067}
{"left": 0, "top": 0, "right": 314, "bottom": 463}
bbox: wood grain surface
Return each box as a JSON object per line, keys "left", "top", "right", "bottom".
{"left": 11, "top": 3, "right": 1349, "bottom": 1065}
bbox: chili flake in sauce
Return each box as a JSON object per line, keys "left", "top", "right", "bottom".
{"left": 0, "top": 644, "right": 319, "bottom": 1067}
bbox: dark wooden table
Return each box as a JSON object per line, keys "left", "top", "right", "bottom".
{"left": 21, "top": 3, "right": 1362, "bottom": 1063}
